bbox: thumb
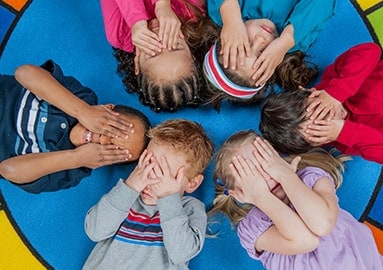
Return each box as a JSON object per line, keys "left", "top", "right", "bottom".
{"left": 290, "top": 156, "right": 301, "bottom": 172}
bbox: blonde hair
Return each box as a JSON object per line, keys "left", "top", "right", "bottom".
{"left": 208, "top": 130, "right": 350, "bottom": 225}
{"left": 147, "top": 119, "right": 214, "bottom": 178}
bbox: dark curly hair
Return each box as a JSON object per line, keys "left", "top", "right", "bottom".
{"left": 203, "top": 39, "right": 319, "bottom": 111}
{"left": 260, "top": 89, "right": 313, "bottom": 154}
{"left": 113, "top": 3, "right": 219, "bottom": 112}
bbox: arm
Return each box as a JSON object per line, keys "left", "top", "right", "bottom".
{"left": 155, "top": 0, "right": 182, "bottom": 50}
{"left": 252, "top": 0, "right": 335, "bottom": 85}
{"left": 84, "top": 180, "right": 139, "bottom": 241}
{"left": 219, "top": 0, "right": 249, "bottom": 70}
{"left": 230, "top": 155, "right": 319, "bottom": 255}
{"left": 15, "top": 64, "right": 133, "bottom": 138}
{"left": 336, "top": 120, "right": 383, "bottom": 164}
{"left": 316, "top": 43, "right": 382, "bottom": 102}
{"left": 277, "top": 174, "right": 338, "bottom": 236}
{"left": 286, "top": 0, "right": 335, "bottom": 52}
{"left": 252, "top": 138, "right": 338, "bottom": 236}
{"left": 0, "top": 144, "right": 131, "bottom": 184}
{"left": 147, "top": 155, "right": 206, "bottom": 263}
{"left": 113, "top": 0, "right": 150, "bottom": 29}
{"left": 251, "top": 24, "right": 295, "bottom": 85}
{"left": 86, "top": 149, "right": 161, "bottom": 239}
{"left": 158, "top": 195, "right": 207, "bottom": 264}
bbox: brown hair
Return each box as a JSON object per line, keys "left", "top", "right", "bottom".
{"left": 114, "top": 3, "right": 219, "bottom": 112}
{"left": 208, "top": 130, "right": 349, "bottom": 225}
{"left": 203, "top": 39, "right": 318, "bottom": 111}
{"left": 260, "top": 89, "right": 313, "bottom": 154}
{"left": 147, "top": 119, "right": 214, "bottom": 178}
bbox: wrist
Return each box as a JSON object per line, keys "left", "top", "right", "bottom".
{"left": 155, "top": 0, "right": 171, "bottom": 10}
{"left": 279, "top": 24, "right": 295, "bottom": 51}
{"left": 220, "top": 0, "right": 242, "bottom": 24}
{"left": 124, "top": 179, "right": 142, "bottom": 193}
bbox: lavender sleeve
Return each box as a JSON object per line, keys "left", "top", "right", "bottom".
{"left": 237, "top": 167, "right": 334, "bottom": 260}
{"left": 237, "top": 207, "right": 273, "bottom": 260}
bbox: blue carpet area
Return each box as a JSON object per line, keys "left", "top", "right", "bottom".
{"left": 0, "top": 0, "right": 382, "bottom": 269}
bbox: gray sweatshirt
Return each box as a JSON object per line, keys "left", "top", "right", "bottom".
{"left": 83, "top": 179, "right": 207, "bottom": 270}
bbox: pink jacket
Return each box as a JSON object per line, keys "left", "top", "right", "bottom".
{"left": 315, "top": 42, "right": 383, "bottom": 163}
{"left": 100, "top": 0, "right": 205, "bottom": 52}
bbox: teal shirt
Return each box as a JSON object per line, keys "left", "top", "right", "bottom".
{"left": 207, "top": 0, "right": 335, "bottom": 52}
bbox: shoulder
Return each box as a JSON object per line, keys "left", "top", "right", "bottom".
{"left": 297, "top": 167, "right": 333, "bottom": 189}
{"left": 182, "top": 196, "right": 206, "bottom": 212}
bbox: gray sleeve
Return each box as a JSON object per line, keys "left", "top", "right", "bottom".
{"left": 157, "top": 194, "right": 207, "bottom": 264}
{"left": 84, "top": 179, "right": 139, "bottom": 241}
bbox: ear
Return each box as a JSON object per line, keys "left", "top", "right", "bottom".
{"left": 104, "top": 104, "right": 115, "bottom": 110}
{"left": 185, "top": 174, "right": 204, "bottom": 193}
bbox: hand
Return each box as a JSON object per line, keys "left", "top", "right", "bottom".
{"left": 150, "top": 155, "right": 185, "bottom": 199}
{"left": 220, "top": 20, "right": 250, "bottom": 70}
{"left": 77, "top": 105, "right": 134, "bottom": 139}
{"left": 132, "top": 20, "right": 162, "bottom": 56}
{"left": 125, "top": 150, "right": 160, "bottom": 192}
{"left": 306, "top": 90, "right": 343, "bottom": 121}
{"left": 252, "top": 137, "right": 300, "bottom": 183}
{"left": 155, "top": 0, "right": 183, "bottom": 50}
{"left": 251, "top": 38, "right": 287, "bottom": 86}
{"left": 75, "top": 143, "right": 132, "bottom": 168}
{"left": 305, "top": 119, "right": 345, "bottom": 145}
{"left": 229, "top": 155, "right": 270, "bottom": 205}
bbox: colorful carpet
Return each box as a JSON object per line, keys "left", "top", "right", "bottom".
{"left": 0, "top": 0, "right": 382, "bottom": 269}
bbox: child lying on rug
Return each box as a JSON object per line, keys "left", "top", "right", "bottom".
{"left": 100, "top": 0, "right": 218, "bottom": 112}
{"left": 83, "top": 119, "right": 214, "bottom": 270}
{"left": 202, "top": 0, "right": 334, "bottom": 109}
{"left": 209, "top": 130, "right": 383, "bottom": 269}
{"left": 260, "top": 42, "right": 383, "bottom": 164}
{"left": 0, "top": 61, "right": 150, "bottom": 193}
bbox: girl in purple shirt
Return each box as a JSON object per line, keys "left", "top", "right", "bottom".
{"left": 209, "top": 130, "right": 383, "bottom": 269}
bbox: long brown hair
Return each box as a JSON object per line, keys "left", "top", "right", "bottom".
{"left": 208, "top": 130, "right": 350, "bottom": 225}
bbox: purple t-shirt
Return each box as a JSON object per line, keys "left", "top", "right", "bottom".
{"left": 237, "top": 167, "right": 383, "bottom": 269}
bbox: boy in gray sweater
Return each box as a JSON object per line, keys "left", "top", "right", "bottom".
{"left": 83, "top": 119, "right": 214, "bottom": 270}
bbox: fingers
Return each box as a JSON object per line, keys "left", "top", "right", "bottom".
{"left": 138, "top": 149, "right": 151, "bottom": 168}
{"left": 99, "top": 109, "right": 134, "bottom": 139}
{"left": 228, "top": 48, "right": 236, "bottom": 70}
{"left": 237, "top": 41, "right": 250, "bottom": 67}
{"left": 135, "top": 32, "right": 162, "bottom": 56}
{"left": 316, "top": 107, "right": 331, "bottom": 121}
{"left": 251, "top": 60, "right": 273, "bottom": 86}
{"left": 150, "top": 156, "right": 164, "bottom": 178}
{"left": 305, "top": 120, "right": 332, "bottom": 143}
{"left": 93, "top": 145, "right": 132, "bottom": 166}
{"left": 159, "top": 23, "right": 181, "bottom": 50}
{"left": 175, "top": 166, "right": 185, "bottom": 184}
{"left": 306, "top": 98, "right": 321, "bottom": 117}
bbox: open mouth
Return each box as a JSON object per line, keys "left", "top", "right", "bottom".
{"left": 271, "top": 183, "right": 281, "bottom": 193}
{"left": 83, "top": 130, "right": 92, "bottom": 144}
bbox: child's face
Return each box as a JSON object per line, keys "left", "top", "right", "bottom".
{"left": 232, "top": 141, "right": 288, "bottom": 202}
{"left": 137, "top": 19, "right": 193, "bottom": 84}
{"left": 69, "top": 114, "right": 146, "bottom": 161}
{"left": 140, "top": 140, "right": 190, "bottom": 205}
{"left": 229, "top": 19, "right": 277, "bottom": 83}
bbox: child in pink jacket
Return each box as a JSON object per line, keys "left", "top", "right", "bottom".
{"left": 261, "top": 42, "right": 383, "bottom": 164}
{"left": 100, "top": 0, "right": 218, "bottom": 112}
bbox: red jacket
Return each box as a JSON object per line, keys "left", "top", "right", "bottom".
{"left": 315, "top": 42, "right": 383, "bottom": 163}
